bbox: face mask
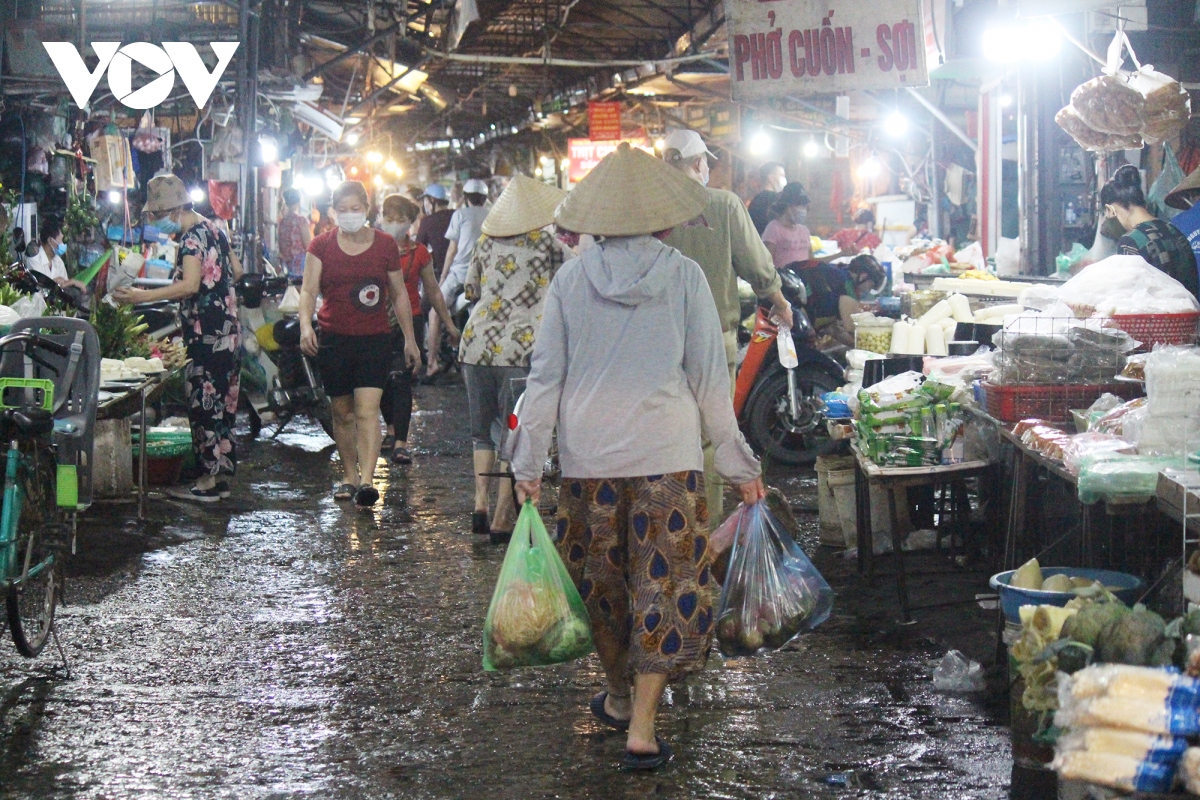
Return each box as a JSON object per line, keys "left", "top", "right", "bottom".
{"left": 791, "top": 207, "right": 808, "bottom": 224}
{"left": 380, "top": 221, "right": 408, "bottom": 239}
{"left": 337, "top": 212, "right": 367, "bottom": 234}
{"left": 54, "top": 242, "right": 67, "bottom": 256}
{"left": 154, "top": 215, "right": 182, "bottom": 235}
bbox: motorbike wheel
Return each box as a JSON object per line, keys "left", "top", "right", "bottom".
{"left": 744, "top": 367, "right": 840, "bottom": 466}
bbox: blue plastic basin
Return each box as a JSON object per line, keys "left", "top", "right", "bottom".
{"left": 988, "top": 567, "right": 1145, "bottom": 624}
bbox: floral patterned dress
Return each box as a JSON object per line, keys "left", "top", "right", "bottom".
{"left": 176, "top": 220, "right": 241, "bottom": 477}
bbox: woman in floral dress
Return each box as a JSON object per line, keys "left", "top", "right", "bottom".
{"left": 115, "top": 174, "right": 243, "bottom": 502}
{"left": 458, "top": 175, "right": 567, "bottom": 540}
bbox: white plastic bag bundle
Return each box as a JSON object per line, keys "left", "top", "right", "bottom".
{"left": 106, "top": 252, "right": 145, "bottom": 297}
{"left": 1056, "top": 255, "right": 1200, "bottom": 316}
{"left": 952, "top": 241, "right": 985, "bottom": 271}
{"left": 12, "top": 294, "right": 46, "bottom": 319}
{"left": 278, "top": 285, "right": 301, "bottom": 315}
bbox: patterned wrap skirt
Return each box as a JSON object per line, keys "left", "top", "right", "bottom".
{"left": 554, "top": 471, "right": 714, "bottom": 682}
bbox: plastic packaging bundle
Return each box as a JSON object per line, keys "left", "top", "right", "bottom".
{"left": 1183, "top": 748, "right": 1200, "bottom": 795}
{"left": 482, "top": 502, "right": 593, "bottom": 670}
{"left": 991, "top": 314, "right": 1133, "bottom": 385}
{"left": 1129, "top": 66, "right": 1191, "bottom": 143}
{"left": 1057, "top": 255, "right": 1200, "bottom": 316}
{"left": 1056, "top": 104, "right": 1145, "bottom": 153}
{"left": 1145, "top": 347, "right": 1200, "bottom": 418}
{"left": 1090, "top": 398, "right": 1147, "bottom": 439}
{"left": 857, "top": 371, "right": 926, "bottom": 412}
{"left": 1062, "top": 432, "right": 1137, "bottom": 475}
{"left": 1071, "top": 74, "right": 1145, "bottom": 136}
{"left": 1077, "top": 453, "right": 1180, "bottom": 504}
{"left": 715, "top": 502, "right": 833, "bottom": 657}
{"left": 1057, "top": 664, "right": 1200, "bottom": 736}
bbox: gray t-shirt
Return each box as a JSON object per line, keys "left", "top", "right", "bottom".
{"left": 444, "top": 204, "right": 490, "bottom": 282}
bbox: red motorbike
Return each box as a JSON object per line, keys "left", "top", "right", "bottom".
{"left": 735, "top": 268, "right": 844, "bottom": 466}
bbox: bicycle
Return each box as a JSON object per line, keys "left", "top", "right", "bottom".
{"left": 0, "top": 319, "right": 100, "bottom": 657}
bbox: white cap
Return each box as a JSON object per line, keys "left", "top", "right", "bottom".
{"left": 463, "top": 178, "right": 489, "bottom": 196}
{"left": 662, "top": 129, "right": 715, "bottom": 160}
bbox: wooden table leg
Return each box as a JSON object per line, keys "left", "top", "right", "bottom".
{"left": 888, "top": 482, "right": 911, "bottom": 622}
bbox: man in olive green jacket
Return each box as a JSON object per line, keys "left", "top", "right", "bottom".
{"left": 662, "top": 129, "right": 793, "bottom": 527}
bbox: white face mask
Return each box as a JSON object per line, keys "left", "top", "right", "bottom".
{"left": 336, "top": 211, "right": 367, "bottom": 234}
{"left": 381, "top": 221, "right": 408, "bottom": 239}
{"left": 791, "top": 207, "right": 809, "bottom": 224}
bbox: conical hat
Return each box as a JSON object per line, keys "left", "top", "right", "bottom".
{"left": 481, "top": 174, "right": 567, "bottom": 237}
{"left": 1166, "top": 166, "right": 1200, "bottom": 210}
{"left": 554, "top": 142, "right": 710, "bottom": 236}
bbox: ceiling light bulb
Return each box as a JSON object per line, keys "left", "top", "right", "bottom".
{"left": 259, "top": 136, "right": 278, "bottom": 164}
{"left": 561, "top": 158, "right": 570, "bottom": 170}
{"left": 884, "top": 111, "right": 909, "bottom": 138}
{"left": 858, "top": 156, "right": 883, "bottom": 180}
{"left": 366, "top": 151, "right": 383, "bottom": 164}
{"left": 999, "top": 94, "right": 1014, "bottom": 108}
{"left": 982, "top": 20, "right": 1061, "bottom": 63}
{"left": 385, "top": 159, "right": 398, "bottom": 172}
{"left": 345, "top": 132, "right": 360, "bottom": 145}
{"left": 107, "top": 189, "right": 122, "bottom": 204}
{"left": 803, "top": 139, "right": 820, "bottom": 158}
{"left": 534, "top": 167, "right": 543, "bottom": 177}
{"left": 654, "top": 137, "right": 665, "bottom": 151}
{"left": 302, "top": 176, "right": 324, "bottom": 196}
{"left": 373, "top": 174, "right": 383, "bottom": 186}
{"left": 749, "top": 131, "right": 771, "bottom": 156}
{"left": 188, "top": 187, "right": 206, "bottom": 203}
{"left": 349, "top": 166, "right": 359, "bottom": 176}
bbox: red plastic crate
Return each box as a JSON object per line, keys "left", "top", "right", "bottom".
{"left": 980, "top": 381, "right": 1143, "bottom": 423}
{"left": 1110, "top": 312, "right": 1200, "bottom": 348}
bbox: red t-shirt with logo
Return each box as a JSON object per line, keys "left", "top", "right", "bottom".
{"left": 398, "top": 238, "right": 430, "bottom": 313}
{"left": 309, "top": 229, "right": 402, "bottom": 336}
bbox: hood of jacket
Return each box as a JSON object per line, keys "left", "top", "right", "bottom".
{"left": 579, "top": 235, "right": 677, "bottom": 307}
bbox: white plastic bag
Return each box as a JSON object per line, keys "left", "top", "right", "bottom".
{"left": 106, "top": 251, "right": 145, "bottom": 297}
{"left": 278, "top": 285, "right": 301, "bottom": 315}
{"left": 1057, "top": 255, "right": 1200, "bottom": 316}
{"left": 12, "top": 294, "right": 46, "bottom": 319}
{"left": 953, "top": 241, "right": 986, "bottom": 271}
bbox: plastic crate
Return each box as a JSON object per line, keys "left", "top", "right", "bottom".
{"left": 1110, "top": 312, "right": 1200, "bottom": 348}
{"left": 980, "top": 381, "right": 1143, "bottom": 423}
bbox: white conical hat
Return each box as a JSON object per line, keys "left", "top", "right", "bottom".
{"left": 554, "top": 142, "right": 709, "bottom": 236}
{"left": 480, "top": 174, "right": 567, "bottom": 237}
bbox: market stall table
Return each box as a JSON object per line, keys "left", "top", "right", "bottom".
{"left": 96, "top": 366, "right": 184, "bottom": 519}
{"left": 852, "top": 444, "right": 996, "bottom": 622}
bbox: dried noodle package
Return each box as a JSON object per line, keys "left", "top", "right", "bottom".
{"left": 482, "top": 502, "right": 593, "bottom": 670}
{"left": 1071, "top": 74, "right": 1145, "bottom": 136}
{"left": 1129, "top": 66, "right": 1191, "bottom": 143}
{"left": 1056, "top": 105, "right": 1144, "bottom": 153}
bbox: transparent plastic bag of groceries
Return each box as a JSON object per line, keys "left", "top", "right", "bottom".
{"left": 714, "top": 502, "right": 833, "bottom": 657}
{"left": 482, "top": 502, "right": 593, "bottom": 670}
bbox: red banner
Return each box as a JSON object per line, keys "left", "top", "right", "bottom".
{"left": 568, "top": 138, "right": 653, "bottom": 183}
{"left": 587, "top": 102, "right": 622, "bottom": 141}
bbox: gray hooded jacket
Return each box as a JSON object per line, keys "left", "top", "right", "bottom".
{"left": 511, "top": 235, "right": 760, "bottom": 484}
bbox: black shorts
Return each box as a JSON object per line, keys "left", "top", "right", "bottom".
{"left": 316, "top": 331, "right": 392, "bottom": 398}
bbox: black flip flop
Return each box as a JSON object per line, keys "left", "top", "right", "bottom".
{"left": 355, "top": 485, "right": 380, "bottom": 507}
{"left": 334, "top": 483, "right": 357, "bottom": 501}
{"left": 622, "top": 737, "right": 673, "bottom": 771}
{"left": 589, "top": 692, "right": 630, "bottom": 731}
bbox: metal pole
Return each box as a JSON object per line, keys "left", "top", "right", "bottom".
{"left": 1017, "top": 66, "right": 1040, "bottom": 274}
{"left": 246, "top": 7, "right": 261, "bottom": 273}
{"left": 905, "top": 87, "right": 977, "bottom": 153}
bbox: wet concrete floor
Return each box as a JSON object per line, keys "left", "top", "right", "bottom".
{"left": 0, "top": 381, "right": 1015, "bottom": 799}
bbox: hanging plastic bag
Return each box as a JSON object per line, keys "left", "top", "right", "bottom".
{"left": 278, "top": 285, "right": 301, "bottom": 315}
{"left": 1147, "top": 144, "right": 1187, "bottom": 220}
{"left": 482, "top": 502, "right": 593, "bottom": 670}
{"left": 715, "top": 501, "right": 833, "bottom": 657}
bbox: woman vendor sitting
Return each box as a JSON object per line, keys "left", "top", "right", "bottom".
{"left": 798, "top": 254, "right": 886, "bottom": 347}
{"left": 1101, "top": 164, "right": 1199, "bottom": 300}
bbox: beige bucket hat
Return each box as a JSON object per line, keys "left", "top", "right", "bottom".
{"left": 554, "top": 142, "right": 709, "bottom": 236}
{"left": 1166, "top": 166, "right": 1200, "bottom": 211}
{"left": 481, "top": 174, "right": 567, "bottom": 237}
{"left": 143, "top": 174, "right": 190, "bottom": 213}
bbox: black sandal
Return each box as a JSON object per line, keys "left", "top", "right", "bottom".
{"left": 334, "top": 483, "right": 357, "bottom": 501}
{"left": 489, "top": 529, "right": 513, "bottom": 545}
{"left": 391, "top": 447, "right": 413, "bottom": 465}
{"left": 589, "top": 692, "right": 630, "bottom": 731}
{"left": 381, "top": 434, "right": 396, "bottom": 455}
{"left": 622, "top": 737, "right": 673, "bottom": 771}
{"left": 355, "top": 485, "right": 380, "bottom": 507}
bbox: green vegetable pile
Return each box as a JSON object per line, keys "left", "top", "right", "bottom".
{"left": 90, "top": 301, "right": 150, "bottom": 359}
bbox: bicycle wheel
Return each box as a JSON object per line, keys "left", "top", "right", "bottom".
{"left": 6, "top": 445, "right": 63, "bottom": 657}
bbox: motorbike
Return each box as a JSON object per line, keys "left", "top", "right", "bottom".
{"left": 236, "top": 272, "right": 334, "bottom": 439}
{"left": 735, "top": 267, "right": 844, "bottom": 466}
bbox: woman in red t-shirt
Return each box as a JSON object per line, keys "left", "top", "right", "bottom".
{"left": 377, "top": 194, "right": 460, "bottom": 464}
{"left": 299, "top": 181, "right": 421, "bottom": 506}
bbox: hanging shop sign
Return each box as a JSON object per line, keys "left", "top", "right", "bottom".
{"left": 568, "top": 138, "right": 653, "bottom": 183}
{"left": 587, "top": 102, "right": 623, "bottom": 141}
{"left": 684, "top": 103, "right": 742, "bottom": 144}
{"left": 726, "top": 0, "right": 927, "bottom": 100}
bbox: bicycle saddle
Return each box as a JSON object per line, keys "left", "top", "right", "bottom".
{"left": 2, "top": 409, "right": 54, "bottom": 438}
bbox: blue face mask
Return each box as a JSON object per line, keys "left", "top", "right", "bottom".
{"left": 54, "top": 242, "right": 67, "bottom": 256}
{"left": 154, "top": 216, "right": 182, "bottom": 235}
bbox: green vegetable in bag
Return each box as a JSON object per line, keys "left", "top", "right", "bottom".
{"left": 482, "top": 502, "right": 593, "bottom": 670}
